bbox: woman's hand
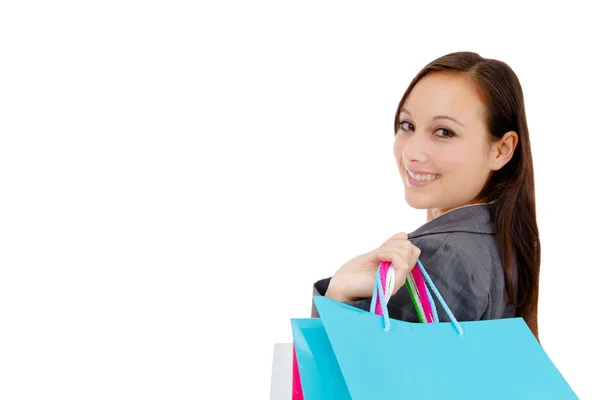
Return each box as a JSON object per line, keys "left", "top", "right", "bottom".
{"left": 325, "top": 232, "right": 421, "bottom": 303}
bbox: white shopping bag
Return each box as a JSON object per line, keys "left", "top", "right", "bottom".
{"left": 269, "top": 343, "right": 292, "bottom": 400}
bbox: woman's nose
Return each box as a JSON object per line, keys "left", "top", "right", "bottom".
{"left": 402, "top": 132, "right": 429, "bottom": 164}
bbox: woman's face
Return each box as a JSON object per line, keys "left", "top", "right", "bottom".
{"left": 394, "top": 71, "right": 502, "bottom": 212}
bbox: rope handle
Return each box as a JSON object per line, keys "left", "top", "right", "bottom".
{"left": 370, "top": 260, "right": 465, "bottom": 337}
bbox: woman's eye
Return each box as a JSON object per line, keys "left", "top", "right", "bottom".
{"left": 399, "top": 121, "right": 414, "bottom": 132}
{"left": 435, "top": 128, "right": 455, "bottom": 138}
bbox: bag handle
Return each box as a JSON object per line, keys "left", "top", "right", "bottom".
{"left": 370, "top": 260, "right": 465, "bottom": 337}
{"left": 370, "top": 264, "right": 392, "bottom": 331}
{"left": 407, "top": 266, "right": 437, "bottom": 323}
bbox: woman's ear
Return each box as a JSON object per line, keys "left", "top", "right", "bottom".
{"left": 490, "top": 131, "right": 518, "bottom": 171}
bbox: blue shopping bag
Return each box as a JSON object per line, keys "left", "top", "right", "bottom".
{"left": 290, "top": 262, "right": 578, "bottom": 399}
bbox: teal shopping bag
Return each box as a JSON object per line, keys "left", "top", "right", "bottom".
{"left": 290, "top": 318, "right": 351, "bottom": 399}
{"left": 290, "top": 262, "right": 578, "bottom": 399}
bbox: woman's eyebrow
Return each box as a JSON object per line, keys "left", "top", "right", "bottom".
{"left": 399, "top": 108, "right": 464, "bottom": 127}
{"left": 432, "top": 115, "right": 465, "bottom": 127}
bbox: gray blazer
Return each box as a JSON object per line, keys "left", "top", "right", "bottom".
{"left": 312, "top": 203, "right": 517, "bottom": 322}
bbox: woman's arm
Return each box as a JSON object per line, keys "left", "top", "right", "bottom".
{"left": 310, "top": 277, "right": 371, "bottom": 318}
{"left": 310, "top": 233, "right": 491, "bottom": 323}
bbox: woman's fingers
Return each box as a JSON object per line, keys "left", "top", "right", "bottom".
{"left": 388, "top": 232, "right": 408, "bottom": 241}
{"left": 377, "top": 239, "right": 421, "bottom": 294}
{"left": 377, "top": 248, "right": 413, "bottom": 275}
{"left": 378, "top": 240, "right": 416, "bottom": 263}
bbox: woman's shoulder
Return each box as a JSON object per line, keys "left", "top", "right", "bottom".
{"left": 409, "top": 231, "right": 499, "bottom": 277}
{"left": 394, "top": 204, "right": 517, "bottom": 321}
{"left": 412, "top": 231, "right": 501, "bottom": 279}
{"left": 407, "top": 204, "right": 503, "bottom": 291}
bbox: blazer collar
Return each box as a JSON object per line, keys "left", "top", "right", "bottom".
{"left": 408, "top": 203, "right": 495, "bottom": 239}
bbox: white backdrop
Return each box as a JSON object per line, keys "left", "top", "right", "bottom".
{"left": 1, "top": 1, "right": 598, "bottom": 399}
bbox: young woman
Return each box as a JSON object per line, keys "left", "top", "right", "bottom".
{"left": 312, "top": 51, "right": 541, "bottom": 341}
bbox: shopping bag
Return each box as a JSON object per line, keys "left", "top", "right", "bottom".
{"left": 269, "top": 343, "right": 293, "bottom": 400}
{"left": 290, "top": 261, "right": 400, "bottom": 399}
{"left": 291, "top": 318, "right": 351, "bottom": 399}
{"left": 291, "top": 261, "right": 578, "bottom": 399}
{"left": 289, "top": 260, "right": 438, "bottom": 398}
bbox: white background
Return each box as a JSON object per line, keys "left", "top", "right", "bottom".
{"left": 1, "top": 1, "right": 598, "bottom": 399}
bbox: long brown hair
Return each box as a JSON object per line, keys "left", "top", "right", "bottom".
{"left": 393, "top": 51, "right": 541, "bottom": 340}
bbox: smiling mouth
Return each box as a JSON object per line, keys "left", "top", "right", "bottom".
{"left": 405, "top": 167, "right": 440, "bottom": 186}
